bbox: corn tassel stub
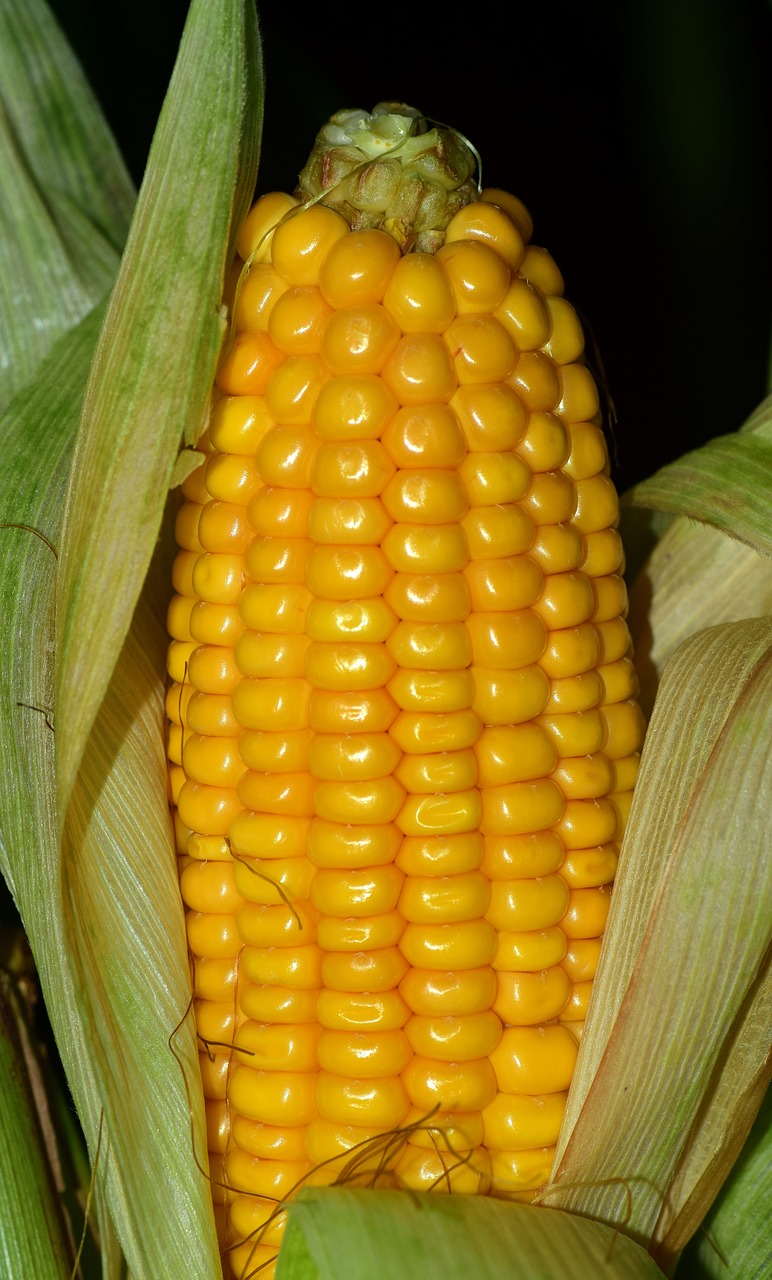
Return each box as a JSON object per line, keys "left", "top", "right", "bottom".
{"left": 166, "top": 103, "right": 644, "bottom": 1279}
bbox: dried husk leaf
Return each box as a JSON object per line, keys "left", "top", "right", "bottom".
{"left": 546, "top": 618, "right": 772, "bottom": 1251}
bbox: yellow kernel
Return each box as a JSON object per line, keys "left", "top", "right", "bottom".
{"left": 481, "top": 188, "right": 533, "bottom": 241}
{"left": 552, "top": 755, "right": 613, "bottom": 802}
{"left": 390, "top": 709, "right": 482, "bottom": 755}
{"left": 321, "top": 303, "right": 400, "bottom": 375}
{"left": 399, "top": 919, "right": 497, "bottom": 969}
{"left": 255, "top": 425, "right": 317, "bottom": 488}
{"left": 174, "top": 503, "right": 202, "bottom": 552}
{"left": 515, "top": 413, "right": 568, "bottom": 474}
{"left": 317, "top": 988, "right": 409, "bottom": 1031}
{"left": 444, "top": 315, "right": 517, "bottom": 384}
{"left": 488, "top": 1146, "right": 555, "bottom": 1196}
{"left": 509, "top": 351, "right": 560, "bottom": 411}
{"left": 189, "top": 601, "right": 243, "bottom": 647}
{"left": 398, "top": 870, "right": 490, "bottom": 923}
{"left": 313, "top": 374, "right": 398, "bottom": 441}
{"left": 490, "top": 1025, "right": 577, "bottom": 1094}
{"left": 595, "top": 620, "right": 630, "bottom": 667}
{"left": 402, "top": 1056, "right": 496, "bottom": 1112}
{"left": 493, "top": 968, "right": 570, "bottom": 1025}
{"left": 395, "top": 832, "right": 484, "bottom": 876}
{"left": 311, "top": 864, "right": 405, "bottom": 917}
{"left": 538, "top": 622, "right": 599, "bottom": 680}
{"left": 225, "top": 1149, "right": 309, "bottom": 1200}
{"left": 304, "top": 641, "right": 396, "bottom": 691}
{"left": 191, "top": 553, "right": 244, "bottom": 606}
{"left": 561, "top": 938, "right": 602, "bottom": 982}
{"left": 561, "top": 885, "right": 612, "bottom": 939}
{"left": 462, "top": 505, "right": 536, "bottom": 559}
{"left": 465, "top": 556, "right": 544, "bottom": 611}
{"left": 564, "top": 421, "right": 608, "bottom": 479}
{"left": 216, "top": 330, "right": 283, "bottom": 396}
{"left": 308, "top": 687, "right": 398, "bottom": 734}
{"left": 601, "top": 701, "right": 646, "bottom": 758}
{"left": 533, "top": 571, "right": 595, "bottom": 629}
{"left": 264, "top": 355, "right": 329, "bottom": 425}
{"left": 180, "top": 462, "right": 209, "bottom": 503}
{"left": 317, "top": 911, "right": 404, "bottom": 951}
{"left": 474, "top": 724, "right": 557, "bottom": 786}
{"left": 557, "top": 364, "right": 600, "bottom": 424}
{"left": 382, "top": 252, "right": 456, "bottom": 332}
{"left": 387, "top": 621, "right": 471, "bottom": 672}
{"left": 182, "top": 734, "right": 244, "bottom": 788}
{"left": 546, "top": 672, "right": 603, "bottom": 714}
{"left": 487, "top": 875, "right": 570, "bottom": 932}
{"left": 231, "top": 1110, "right": 312, "bottom": 1160}
{"left": 235, "top": 634, "right": 309, "bottom": 679}
{"left": 239, "top": 983, "right": 317, "bottom": 1023}
{"left": 308, "top": 495, "right": 392, "bottom": 545}
{"left": 572, "top": 473, "right": 619, "bottom": 534}
{"left": 382, "top": 525, "right": 468, "bottom": 575}
{"left": 389, "top": 669, "right": 474, "bottom": 716}
{"left": 198, "top": 501, "right": 250, "bottom": 554}
{"left": 306, "top": 596, "right": 397, "bottom": 642}
{"left": 319, "top": 229, "right": 401, "bottom": 307}
{"left": 472, "top": 666, "right": 550, "bottom": 726}
{"left": 271, "top": 205, "right": 349, "bottom": 285}
{"left": 206, "top": 454, "right": 260, "bottom": 506}
{"left": 237, "top": 769, "right": 315, "bottom": 817}
{"left": 308, "top": 732, "right": 400, "bottom": 782}
{"left": 237, "top": 192, "right": 299, "bottom": 262}
{"left": 317, "top": 1029, "right": 411, "bottom": 1078}
{"left": 180, "top": 861, "right": 240, "bottom": 913}
{"left": 385, "top": 572, "right": 471, "bottom": 623}
{"left": 236, "top": 899, "right": 317, "bottom": 949}
{"left": 482, "top": 1091, "right": 566, "bottom": 1151}
{"left": 305, "top": 1118, "right": 384, "bottom": 1163}
{"left": 521, "top": 471, "right": 576, "bottom": 526}
{"left": 231, "top": 677, "right": 310, "bottom": 731}
{"left": 186, "top": 691, "right": 239, "bottom": 736}
{"left": 582, "top": 529, "right": 624, "bottom": 577}
{"left": 609, "top": 753, "right": 640, "bottom": 793}
{"left": 305, "top": 545, "right": 393, "bottom": 600}
{"left": 561, "top": 844, "right": 617, "bottom": 889}
{"left": 436, "top": 239, "right": 511, "bottom": 313}
{"left": 176, "top": 781, "right": 240, "bottom": 836}
{"left": 321, "top": 946, "right": 409, "bottom": 993}
{"left": 381, "top": 332, "right": 458, "bottom": 404}
{"left": 167, "top": 640, "right": 196, "bottom": 684}
{"left": 238, "top": 583, "right": 310, "bottom": 633}
{"left": 561, "top": 979, "right": 594, "bottom": 1021}
{"left": 544, "top": 297, "right": 585, "bottom": 365}
{"left": 400, "top": 966, "right": 496, "bottom": 1014}
{"left": 519, "top": 244, "right": 565, "bottom": 295}
{"left": 460, "top": 452, "right": 530, "bottom": 507}
{"left": 239, "top": 945, "right": 322, "bottom": 991}
{"left": 591, "top": 577, "right": 629, "bottom": 627}
{"left": 406, "top": 1010, "right": 502, "bottom": 1061}
{"left": 316, "top": 1072, "right": 410, "bottom": 1128}
{"left": 311, "top": 439, "right": 395, "bottom": 498}
{"left": 599, "top": 657, "right": 638, "bottom": 704}
{"left": 307, "top": 820, "right": 401, "bottom": 870}
{"left": 267, "top": 285, "right": 332, "bottom": 354}
{"left": 248, "top": 486, "right": 314, "bottom": 537}
{"left": 381, "top": 471, "right": 468, "bottom": 526}
{"left": 480, "top": 778, "right": 564, "bottom": 836}
{"left": 395, "top": 1144, "right": 491, "bottom": 1196}
{"left": 466, "top": 611, "right": 547, "bottom": 670}
{"left": 445, "top": 202, "right": 524, "bottom": 270}
{"left": 186, "top": 912, "right": 242, "bottom": 959}
{"left": 381, "top": 403, "right": 466, "bottom": 468}
{"left": 195, "top": 998, "right": 236, "bottom": 1046}
{"left": 495, "top": 278, "right": 550, "bottom": 350}
{"left": 244, "top": 534, "right": 309, "bottom": 584}
{"left": 229, "top": 1067, "right": 316, "bottom": 1126}
{"left": 314, "top": 776, "right": 405, "bottom": 826}
{"left": 233, "top": 262, "right": 288, "bottom": 332}
{"left": 494, "top": 926, "right": 567, "bottom": 971}
{"left": 397, "top": 786, "right": 481, "bottom": 836}
{"left": 452, "top": 383, "right": 527, "bottom": 452}
{"left": 481, "top": 832, "right": 564, "bottom": 880}
{"left": 233, "top": 854, "right": 314, "bottom": 905}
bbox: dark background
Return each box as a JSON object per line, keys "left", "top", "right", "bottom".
{"left": 48, "top": 0, "right": 772, "bottom": 493}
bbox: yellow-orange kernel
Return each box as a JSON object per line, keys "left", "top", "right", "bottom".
{"left": 445, "top": 202, "right": 524, "bottom": 271}
{"left": 399, "top": 966, "right": 497, "bottom": 1016}
{"left": 229, "top": 812, "right": 310, "bottom": 860}
{"left": 481, "top": 832, "right": 564, "bottom": 880}
{"left": 264, "top": 354, "right": 329, "bottom": 425}
{"left": 444, "top": 315, "right": 517, "bottom": 385}
{"left": 316, "top": 987, "right": 410, "bottom": 1031}
{"left": 495, "top": 278, "right": 550, "bottom": 351}
{"left": 191, "top": 553, "right": 245, "bottom": 607}
{"left": 216, "top": 330, "right": 283, "bottom": 396}
{"left": 460, "top": 452, "right": 530, "bottom": 507}
{"left": 248, "top": 486, "right": 314, "bottom": 537}
{"left": 564, "top": 421, "right": 608, "bottom": 480}
{"left": 313, "top": 374, "right": 398, "bottom": 441}
{"left": 311, "top": 864, "right": 405, "bottom": 917}
{"left": 317, "top": 1029, "right": 412, "bottom": 1078}
{"left": 472, "top": 666, "right": 550, "bottom": 727}
{"left": 482, "top": 1091, "right": 566, "bottom": 1151}
{"left": 306, "top": 595, "right": 396, "bottom": 642}
{"left": 509, "top": 351, "right": 559, "bottom": 412}
{"left": 493, "top": 968, "right": 570, "bottom": 1025}
{"left": 494, "top": 927, "right": 567, "bottom": 972}
{"left": 321, "top": 303, "right": 400, "bottom": 375}
{"left": 398, "top": 870, "right": 490, "bottom": 923}
{"left": 308, "top": 495, "right": 392, "bottom": 546}
{"left": 236, "top": 192, "right": 299, "bottom": 262}
{"left": 270, "top": 204, "right": 349, "bottom": 286}
{"left": 305, "top": 545, "right": 393, "bottom": 600}
{"left": 395, "top": 831, "right": 484, "bottom": 876}
{"left": 519, "top": 245, "right": 565, "bottom": 296}
{"left": 402, "top": 1056, "right": 497, "bottom": 1113}
{"left": 381, "top": 402, "right": 466, "bottom": 468}
{"left": 466, "top": 556, "right": 544, "bottom": 612}
{"left": 267, "top": 285, "right": 333, "bottom": 354}
{"left": 308, "top": 687, "right": 398, "bottom": 734}
{"left": 311, "top": 439, "right": 395, "bottom": 498}
{"left": 319, "top": 229, "right": 401, "bottom": 308}
{"left": 233, "top": 262, "right": 288, "bottom": 332}
{"left": 316, "top": 1072, "right": 410, "bottom": 1128}
{"left": 561, "top": 885, "right": 612, "bottom": 939}
{"left": 399, "top": 919, "right": 497, "bottom": 970}
{"left": 551, "top": 754, "right": 613, "bottom": 801}
{"left": 487, "top": 875, "right": 570, "bottom": 932}
{"left": 481, "top": 188, "right": 533, "bottom": 241}
{"left": 229, "top": 1067, "right": 316, "bottom": 1126}
{"left": 382, "top": 252, "right": 456, "bottom": 333}
{"left": 436, "top": 239, "right": 511, "bottom": 313}
{"left": 490, "top": 1025, "right": 578, "bottom": 1094}
{"left": 182, "top": 735, "right": 244, "bottom": 788}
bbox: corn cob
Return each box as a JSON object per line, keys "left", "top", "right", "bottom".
{"left": 166, "top": 103, "right": 645, "bottom": 1279}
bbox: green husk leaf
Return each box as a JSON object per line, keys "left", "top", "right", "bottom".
{"left": 55, "top": 0, "right": 263, "bottom": 820}
{"left": 276, "top": 1189, "right": 666, "bottom": 1280}
{"left": 625, "top": 396, "right": 772, "bottom": 557}
{"left": 0, "top": 0, "right": 133, "bottom": 412}
{"left": 548, "top": 618, "right": 772, "bottom": 1248}
{"left": 0, "top": 972, "right": 73, "bottom": 1279}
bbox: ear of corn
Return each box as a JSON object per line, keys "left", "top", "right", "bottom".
{"left": 167, "top": 104, "right": 645, "bottom": 1277}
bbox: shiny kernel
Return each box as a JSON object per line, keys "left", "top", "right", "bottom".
{"left": 444, "top": 315, "right": 517, "bottom": 384}
{"left": 239, "top": 945, "right": 322, "bottom": 991}
{"left": 186, "top": 691, "right": 239, "bottom": 736}
{"left": 305, "top": 1118, "right": 384, "bottom": 1163}
{"left": 472, "top": 666, "right": 550, "bottom": 726}
{"left": 244, "top": 535, "right": 309, "bottom": 584}
{"left": 465, "top": 557, "right": 544, "bottom": 612}
{"left": 308, "top": 496, "right": 392, "bottom": 545}
{"left": 480, "top": 778, "right": 564, "bottom": 835}
{"left": 495, "top": 279, "right": 550, "bottom": 351}
{"left": 557, "top": 798, "right": 619, "bottom": 850}
{"left": 231, "top": 677, "right": 310, "bottom": 730}
{"left": 462, "top": 505, "right": 536, "bottom": 560}
{"left": 311, "top": 864, "right": 404, "bottom": 917}
{"left": 452, "top": 383, "right": 527, "bottom": 452}
{"left": 445, "top": 202, "right": 524, "bottom": 270}
{"left": 316, "top": 1072, "right": 410, "bottom": 1128}
{"left": 561, "top": 938, "right": 602, "bottom": 982}
{"left": 180, "top": 861, "right": 240, "bottom": 913}
{"left": 519, "top": 244, "right": 565, "bottom": 295}
{"left": 509, "top": 351, "right": 560, "bottom": 412}
{"left": 406, "top": 1010, "right": 502, "bottom": 1062}
{"left": 321, "top": 947, "right": 409, "bottom": 993}
{"left": 572, "top": 473, "right": 620, "bottom": 535}
{"left": 385, "top": 572, "right": 471, "bottom": 623}
{"left": 236, "top": 899, "right": 317, "bottom": 947}
{"left": 167, "top": 640, "right": 196, "bottom": 683}
{"left": 544, "top": 297, "right": 585, "bottom": 364}
{"left": 305, "top": 596, "right": 396, "bottom": 642}
{"left": 474, "top": 724, "right": 557, "bottom": 786}
{"left": 270, "top": 204, "right": 349, "bottom": 285}
{"left": 395, "top": 1144, "right": 491, "bottom": 1196}
{"left": 389, "top": 669, "right": 475, "bottom": 714}
{"left": 482, "top": 1091, "right": 566, "bottom": 1151}
{"left": 188, "top": 644, "right": 241, "bottom": 693}
{"left": 395, "top": 748, "right": 477, "bottom": 794}
{"left": 582, "top": 529, "right": 624, "bottom": 577}
{"left": 248, "top": 486, "right": 314, "bottom": 537}
{"left": 381, "top": 471, "right": 468, "bottom": 526}
{"left": 594, "top": 618, "right": 631, "bottom": 665}
{"left": 538, "top": 622, "right": 599, "bottom": 679}
{"left": 216, "top": 330, "right": 283, "bottom": 396}
{"left": 206, "top": 453, "right": 260, "bottom": 506}
{"left": 399, "top": 919, "right": 497, "bottom": 969}
{"left": 235, "top": 633, "right": 309, "bottom": 678}
{"left": 598, "top": 657, "right": 638, "bottom": 704}
{"left": 321, "top": 303, "right": 400, "bottom": 375}
{"left": 264, "top": 355, "right": 329, "bottom": 425}
{"left": 267, "top": 285, "right": 333, "bottom": 354}
{"left": 174, "top": 502, "right": 202, "bottom": 551}
{"left": 305, "top": 545, "right": 393, "bottom": 599}
{"left": 224, "top": 1149, "right": 309, "bottom": 1200}
{"left": 538, "top": 709, "right": 605, "bottom": 757}
{"left": 481, "top": 188, "right": 533, "bottom": 241}
{"left": 561, "top": 844, "right": 618, "bottom": 889}
{"left": 609, "top": 753, "right": 640, "bottom": 793}
{"left": 551, "top": 755, "right": 613, "bottom": 801}
{"left": 494, "top": 926, "right": 567, "bottom": 971}
{"left": 561, "top": 885, "right": 612, "bottom": 939}
{"left": 189, "top": 601, "right": 243, "bottom": 646}
{"left": 316, "top": 987, "right": 409, "bottom": 1031}
{"left": 198, "top": 501, "right": 250, "bottom": 554}
{"left": 460, "top": 452, "right": 530, "bottom": 507}
{"left": 236, "top": 192, "right": 299, "bottom": 262}
{"left": 177, "top": 781, "right": 240, "bottom": 836}
{"left": 562, "top": 979, "right": 594, "bottom": 1021}
{"left": 564, "top": 422, "right": 609, "bottom": 480}
{"left": 195, "top": 951, "right": 236, "bottom": 1001}
{"left": 490, "top": 1025, "right": 578, "bottom": 1094}
{"left": 402, "top": 1056, "right": 496, "bottom": 1112}
{"left": 381, "top": 403, "right": 466, "bottom": 468}
{"left": 521, "top": 471, "right": 576, "bottom": 526}
{"left": 313, "top": 375, "right": 398, "bottom": 441}
{"left": 182, "top": 734, "right": 244, "bottom": 787}
{"left": 488, "top": 1146, "right": 555, "bottom": 1196}
{"left": 317, "top": 1029, "right": 411, "bottom": 1078}
{"left": 311, "top": 439, "right": 395, "bottom": 497}
{"left": 186, "top": 911, "right": 242, "bottom": 959}
{"left": 239, "top": 983, "right": 317, "bottom": 1023}
{"left": 238, "top": 582, "right": 310, "bottom": 633}
{"left": 192, "top": 553, "right": 244, "bottom": 605}
{"left": 481, "top": 832, "right": 564, "bottom": 880}
{"left": 237, "top": 769, "right": 315, "bottom": 816}
{"left": 195, "top": 998, "right": 236, "bottom": 1045}
{"left": 400, "top": 966, "right": 496, "bottom": 1015}
{"left": 533, "top": 571, "right": 595, "bottom": 629}
{"left": 557, "top": 364, "right": 600, "bottom": 423}
{"left": 398, "top": 871, "right": 490, "bottom": 923}
{"left": 304, "top": 641, "right": 396, "bottom": 691}
{"left": 493, "top": 968, "right": 570, "bottom": 1025}
{"left": 436, "top": 239, "right": 511, "bottom": 313}
{"left": 319, "top": 229, "right": 401, "bottom": 307}
{"left": 546, "top": 671, "right": 603, "bottom": 714}
{"left": 531, "top": 522, "right": 586, "bottom": 575}
{"left": 233, "top": 853, "right": 314, "bottom": 905}
{"left": 233, "top": 262, "right": 288, "bottom": 332}
{"left": 308, "top": 687, "right": 398, "bottom": 734}
{"left": 390, "top": 709, "right": 482, "bottom": 755}
{"left": 601, "top": 701, "right": 646, "bottom": 759}
{"left": 387, "top": 620, "right": 471, "bottom": 669}
{"left": 516, "top": 411, "right": 569, "bottom": 472}
{"left": 382, "top": 252, "right": 456, "bottom": 333}
{"left": 396, "top": 832, "right": 484, "bottom": 876}
{"left": 307, "top": 820, "right": 401, "bottom": 870}
{"left": 314, "top": 776, "right": 406, "bottom": 826}
{"left": 179, "top": 463, "right": 209, "bottom": 504}
{"left": 317, "top": 912, "right": 404, "bottom": 952}
{"left": 308, "top": 732, "right": 400, "bottom": 782}
{"left": 381, "top": 332, "right": 458, "bottom": 404}
{"left": 229, "top": 1067, "right": 316, "bottom": 1126}
{"left": 382, "top": 525, "right": 468, "bottom": 574}
{"left": 487, "top": 875, "right": 570, "bottom": 932}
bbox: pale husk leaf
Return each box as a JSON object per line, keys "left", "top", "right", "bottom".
{"left": 55, "top": 0, "right": 263, "bottom": 819}
{"left": 276, "top": 1189, "right": 666, "bottom": 1280}
{"left": 547, "top": 618, "right": 772, "bottom": 1248}
{"left": 0, "top": 0, "right": 133, "bottom": 412}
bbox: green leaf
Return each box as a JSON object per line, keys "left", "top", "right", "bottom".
{"left": 625, "top": 396, "right": 772, "bottom": 557}
{"left": 55, "top": 0, "right": 263, "bottom": 821}
{"left": 276, "top": 1189, "right": 667, "bottom": 1280}
{"left": 549, "top": 619, "right": 772, "bottom": 1249}
{"left": 0, "top": 0, "right": 133, "bottom": 412}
